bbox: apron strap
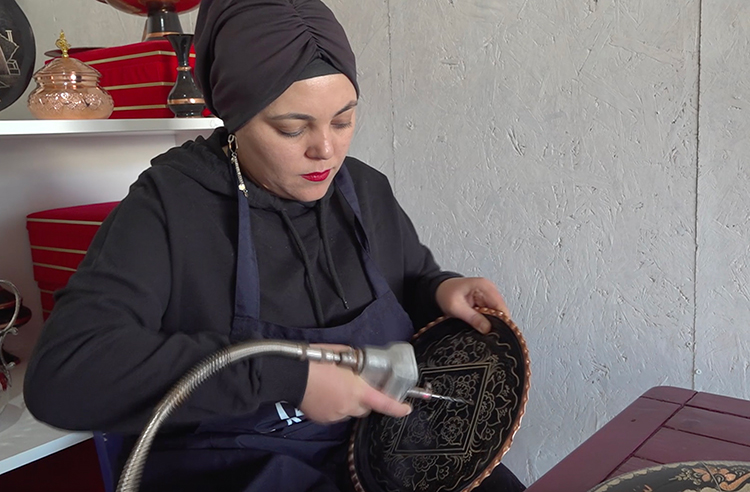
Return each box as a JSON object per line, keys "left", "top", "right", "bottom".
{"left": 333, "top": 166, "right": 391, "bottom": 298}
{"left": 234, "top": 187, "right": 262, "bottom": 319}
{"left": 332, "top": 166, "right": 370, "bottom": 253}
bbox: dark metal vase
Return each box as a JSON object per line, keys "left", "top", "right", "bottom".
{"left": 143, "top": 8, "right": 185, "bottom": 41}
{"left": 165, "top": 34, "right": 205, "bottom": 118}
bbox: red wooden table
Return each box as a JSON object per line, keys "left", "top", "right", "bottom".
{"left": 526, "top": 385, "right": 750, "bottom": 492}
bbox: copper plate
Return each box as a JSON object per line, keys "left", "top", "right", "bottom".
{"left": 588, "top": 461, "right": 750, "bottom": 492}
{"left": 349, "top": 308, "right": 531, "bottom": 492}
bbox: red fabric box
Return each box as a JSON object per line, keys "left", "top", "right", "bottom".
{"left": 69, "top": 41, "right": 209, "bottom": 119}
{"left": 27, "top": 202, "right": 119, "bottom": 319}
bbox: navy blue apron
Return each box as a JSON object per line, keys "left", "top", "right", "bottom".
{"left": 141, "top": 165, "right": 415, "bottom": 492}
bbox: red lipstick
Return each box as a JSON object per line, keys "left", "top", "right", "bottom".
{"left": 302, "top": 170, "right": 331, "bottom": 182}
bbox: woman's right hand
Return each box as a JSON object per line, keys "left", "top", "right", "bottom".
{"left": 298, "top": 344, "right": 412, "bottom": 423}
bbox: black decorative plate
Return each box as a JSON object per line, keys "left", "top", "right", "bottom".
{"left": 0, "top": 0, "right": 35, "bottom": 112}
{"left": 349, "top": 308, "right": 530, "bottom": 492}
{"left": 588, "top": 461, "right": 750, "bottom": 492}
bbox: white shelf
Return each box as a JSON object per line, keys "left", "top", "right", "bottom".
{"left": 0, "top": 363, "right": 92, "bottom": 475}
{"left": 0, "top": 117, "right": 224, "bottom": 137}
{"left": 0, "top": 116, "right": 227, "bottom": 478}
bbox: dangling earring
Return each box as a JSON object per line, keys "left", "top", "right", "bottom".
{"left": 228, "top": 133, "right": 249, "bottom": 198}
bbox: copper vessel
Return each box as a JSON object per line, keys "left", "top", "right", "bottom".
{"left": 27, "top": 32, "right": 114, "bottom": 120}
{"left": 96, "top": 0, "right": 201, "bottom": 41}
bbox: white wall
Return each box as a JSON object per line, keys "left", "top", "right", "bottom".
{"left": 1, "top": 0, "right": 748, "bottom": 486}
{"left": 696, "top": 1, "right": 750, "bottom": 402}
{"left": 387, "top": 0, "right": 702, "bottom": 481}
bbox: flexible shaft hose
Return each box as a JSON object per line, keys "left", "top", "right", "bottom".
{"left": 116, "top": 340, "right": 352, "bottom": 492}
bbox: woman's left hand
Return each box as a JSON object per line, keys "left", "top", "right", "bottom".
{"left": 435, "top": 277, "right": 509, "bottom": 334}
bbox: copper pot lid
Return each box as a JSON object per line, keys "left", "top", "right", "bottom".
{"left": 33, "top": 32, "right": 102, "bottom": 85}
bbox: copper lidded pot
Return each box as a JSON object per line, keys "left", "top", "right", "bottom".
{"left": 27, "top": 32, "right": 114, "bottom": 120}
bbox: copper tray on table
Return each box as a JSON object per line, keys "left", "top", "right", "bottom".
{"left": 588, "top": 461, "right": 750, "bottom": 492}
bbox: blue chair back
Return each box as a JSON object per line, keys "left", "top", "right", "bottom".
{"left": 93, "top": 431, "right": 124, "bottom": 492}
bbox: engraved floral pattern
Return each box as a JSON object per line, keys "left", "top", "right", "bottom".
{"left": 28, "top": 90, "right": 112, "bottom": 118}
{"left": 402, "top": 411, "right": 433, "bottom": 446}
{"left": 440, "top": 416, "right": 465, "bottom": 446}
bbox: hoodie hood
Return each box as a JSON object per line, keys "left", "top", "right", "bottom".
{"left": 150, "top": 127, "right": 237, "bottom": 198}
{"left": 150, "top": 127, "right": 333, "bottom": 216}
{"left": 151, "top": 127, "right": 347, "bottom": 327}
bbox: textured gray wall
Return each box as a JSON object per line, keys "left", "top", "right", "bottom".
{"left": 2, "top": 0, "right": 748, "bottom": 485}
{"left": 385, "top": 0, "right": 700, "bottom": 480}
{"left": 696, "top": 3, "right": 750, "bottom": 398}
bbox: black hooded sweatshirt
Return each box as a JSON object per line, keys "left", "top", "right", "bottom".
{"left": 24, "top": 128, "right": 459, "bottom": 435}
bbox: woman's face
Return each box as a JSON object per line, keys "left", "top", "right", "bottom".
{"left": 234, "top": 73, "right": 358, "bottom": 202}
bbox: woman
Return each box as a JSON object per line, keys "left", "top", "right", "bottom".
{"left": 24, "top": 0, "right": 525, "bottom": 490}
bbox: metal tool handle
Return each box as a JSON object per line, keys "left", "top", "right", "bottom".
{"left": 356, "top": 342, "right": 419, "bottom": 402}
{"left": 116, "top": 341, "right": 419, "bottom": 492}
{"left": 117, "top": 341, "right": 352, "bottom": 492}
{"left": 304, "top": 342, "right": 420, "bottom": 402}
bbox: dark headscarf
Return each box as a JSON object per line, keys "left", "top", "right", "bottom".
{"left": 194, "top": 0, "right": 359, "bottom": 133}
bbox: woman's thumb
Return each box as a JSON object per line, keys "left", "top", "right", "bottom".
{"left": 463, "top": 308, "right": 491, "bottom": 334}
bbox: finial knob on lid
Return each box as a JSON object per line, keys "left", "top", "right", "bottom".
{"left": 56, "top": 30, "right": 71, "bottom": 57}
